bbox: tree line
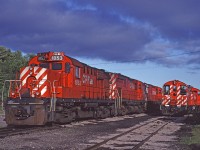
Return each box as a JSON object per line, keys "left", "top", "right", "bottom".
{"left": 0, "top": 46, "right": 35, "bottom": 100}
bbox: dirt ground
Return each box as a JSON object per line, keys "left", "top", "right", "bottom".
{"left": 0, "top": 114, "right": 6, "bottom": 128}
{"left": 0, "top": 114, "right": 192, "bottom": 150}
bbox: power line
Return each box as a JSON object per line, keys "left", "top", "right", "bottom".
{"left": 89, "top": 50, "right": 200, "bottom": 66}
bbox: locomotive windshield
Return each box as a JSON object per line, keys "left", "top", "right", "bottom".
{"left": 39, "top": 63, "right": 49, "bottom": 69}
{"left": 52, "top": 63, "right": 62, "bottom": 70}
{"left": 39, "top": 62, "right": 63, "bottom": 70}
{"left": 180, "top": 85, "right": 187, "bottom": 95}
{"left": 173, "top": 86, "right": 177, "bottom": 91}
{"left": 163, "top": 85, "right": 170, "bottom": 95}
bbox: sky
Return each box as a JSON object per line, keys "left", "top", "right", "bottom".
{"left": 0, "top": 0, "right": 200, "bottom": 88}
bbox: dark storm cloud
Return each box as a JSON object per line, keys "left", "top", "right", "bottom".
{"left": 75, "top": 0, "right": 200, "bottom": 66}
{"left": 0, "top": 0, "right": 152, "bottom": 62}
{"left": 77, "top": 0, "right": 200, "bottom": 40}
{"left": 0, "top": 0, "right": 200, "bottom": 67}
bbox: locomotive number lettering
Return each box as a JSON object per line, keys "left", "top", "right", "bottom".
{"left": 75, "top": 80, "right": 81, "bottom": 86}
{"left": 51, "top": 55, "right": 63, "bottom": 61}
{"left": 82, "top": 74, "right": 93, "bottom": 85}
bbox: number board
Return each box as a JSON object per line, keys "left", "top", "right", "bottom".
{"left": 51, "top": 55, "right": 63, "bottom": 61}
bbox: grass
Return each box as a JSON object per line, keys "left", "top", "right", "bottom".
{"left": 181, "top": 125, "right": 200, "bottom": 145}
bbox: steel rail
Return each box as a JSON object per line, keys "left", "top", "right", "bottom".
{"left": 132, "top": 122, "right": 169, "bottom": 150}
{"left": 85, "top": 117, "right": 168, "bottom": 150}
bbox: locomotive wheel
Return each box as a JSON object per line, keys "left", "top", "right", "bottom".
{"left": 161, "top": 107, "right": 171, "bottom": 116}
{"left": 110, "top": 106, "right": 116, "bottom": 116}
{"left": 94, "top": 109, "right": 103, "bottom": 119}
{"left": 161, "top": 108, "right": 167, "bottom": 116}
{"left": 138, "top": 105, "right": 144, "bottom": 113}
{"left": 133, "top": 106, "right": 140, "bottom": 113}
{"left": 120, "top": 106, "right": 127, "bottom": 116}
{"left": 127, "top": 106, "right": 134, "bottom": 114}
{"left": 95, "top": 107, "right": 110, "bottom": 119}
{"left": 55, "top": 110, "right": 76, "bottom": 124}
{"left": 102, "top": 108, "right": 110, "bottom": 118}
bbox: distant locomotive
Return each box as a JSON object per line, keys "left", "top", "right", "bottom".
{"left": 161, "top": 80, "right": 200, "bottom": 116}
{"left": 187, "top": 86, "right": 200, "bottom": 113}
{"left": 2, "top": 51, "right": 162, "bottom": 126}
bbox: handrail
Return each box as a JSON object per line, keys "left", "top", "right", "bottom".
{"left": 1, "top": 80, "right": 21, "bottom": 110}
{"left": 32, "top": 79, "right": 52, "bottom": 95}
{"left": 49, "top": 80, "right": 58, "bottom": 122}
{"left": 52, "top": 80, "right": 58, "bottom": 93}
{"left": 51, "top": 80, "right": 58, "bottom": 112}
{"left": 1, "top": 79, "right": 53, "bottom": 108}
{"left": 15, "top": 80, "right": 22, "bottom": 99}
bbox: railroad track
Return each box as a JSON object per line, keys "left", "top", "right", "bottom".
{"left": 0, "top": 125, "right": 59, "bottom": 139}
{"left": 85, "top": 117, "right": 175, "bottom": 150}
{"left": 0, "top": 114, "right": 147, "bottom": 139}
{"left": 0, "top": 127, "right": 32, "bottom": 138}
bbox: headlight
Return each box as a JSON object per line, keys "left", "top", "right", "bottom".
{"left": 36, "top": 92, "right": 40, "bottom": 96}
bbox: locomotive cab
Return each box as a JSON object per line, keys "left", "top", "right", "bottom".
{"left": 161, "top": 80, "right": 188, "bottom": 116}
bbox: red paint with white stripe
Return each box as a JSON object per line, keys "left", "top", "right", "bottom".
{"left": 20, "top": 66, "right": 49, "bottom": 97}
{"left": 162, "top": 80, "right": 188, "bottom": 107}
{"left": 188, "top": 87, "right": 199, "bottom": 107}
{"left": 109, "top": 73, "right": 118, "bottom": 99}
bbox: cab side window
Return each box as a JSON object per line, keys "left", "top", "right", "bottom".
{"left": 180, "top": 85, "right": 187, "bottom": 95}
{"left": 75, "top": 66, "right": 80, "bottom": 78}
{"left": 173, "top": 86, "right": 177, "bottom": 91}
{"left": 65, "top": 63, "right": 70, "bottom": 73}
{"left": 163, "top": 85, "right": 170, "bottom": 95}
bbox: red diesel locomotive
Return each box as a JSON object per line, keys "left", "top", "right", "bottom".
{"left": 161, "top": 80, "right": 200, "bottom": 115}
{"left": 187, "top": 86, "right": 200, "bottom": 113}
{"left": 2, "top": 51, "right": 162, "bottom": 125}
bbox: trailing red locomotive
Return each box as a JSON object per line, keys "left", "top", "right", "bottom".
{"left": 2, "top": 51, "right": 162, "bottom": 125}
{"left": 145, "top": 84, "right": 162, "bottom": 113}
{"left": 161, "top": 80, "right": 200, "bottom": 115}
{"left": 187, "top": 86, "right": 200, "bottom": 113}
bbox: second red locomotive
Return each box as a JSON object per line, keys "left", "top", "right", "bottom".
{"left": 161, "top": 80, "right": 200, "bottom": 116}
